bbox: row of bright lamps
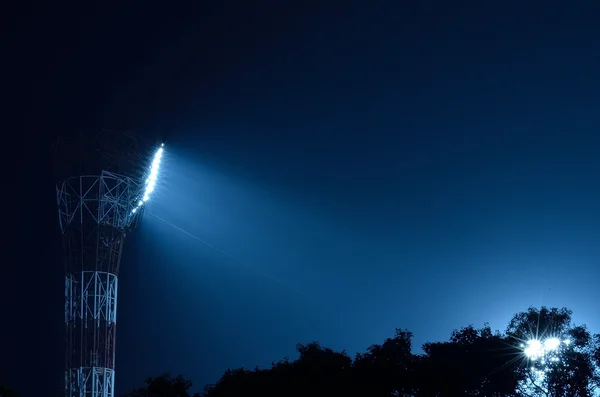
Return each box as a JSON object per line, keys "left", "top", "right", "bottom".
{"left": 132, "top": 143, "right": 164, "bottom": 214}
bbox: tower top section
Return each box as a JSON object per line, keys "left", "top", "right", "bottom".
{"left": 54, "top": 129, "right": 164, "bottom": 233}
{"left": 53, "top": 129, "right": 159, "bottom": 182}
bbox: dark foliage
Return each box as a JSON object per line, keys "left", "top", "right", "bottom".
{"left": 125, "top": 307, "right": 599, "bottom": 397}
{"left": 122, "top": 373, "right": 200, "bottom": 397}
{"left": 417, "top": 325, "right": 521, "bottom": 396}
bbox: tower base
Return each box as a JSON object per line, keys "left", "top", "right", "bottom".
{"left": 65, "top": 367, "right": 115, "bottom": 397}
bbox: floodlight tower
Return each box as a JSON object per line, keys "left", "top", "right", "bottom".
{"left": 54, "top": 131, "right": 163, "bottom": 397}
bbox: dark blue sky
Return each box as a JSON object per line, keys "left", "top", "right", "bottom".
{"left": 6, "top": 1, "right": 600, "bottom": 395}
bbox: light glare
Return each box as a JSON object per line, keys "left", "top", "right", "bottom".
{"left": 131, "top": 145, "right": 164, "bottom": 214}
{"left": 523, "top": 337, "right": 572, "bottom": 360}
{"left": 544, "top": 337, "right": 560, "bottom": 351}
{"left": 525, "top": 339, "right": 544, "bottom": 360}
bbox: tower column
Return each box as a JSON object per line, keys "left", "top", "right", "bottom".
{"left": 58, "top": 173, "right": 136, "bottom": 397}
{"left": 55, "top": 132, "right": 163, "bottom": 397}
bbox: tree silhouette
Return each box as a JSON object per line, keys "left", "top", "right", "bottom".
{"left": 506, "top": 306, "right": 599, "bottom": 397}
{"left": 121, "top": 373, "right": 201, "bottom": 397}
{"left": 417, "top": 324, "right": 522, "bottom": 397}
{"left": 202, "top": 342, "right": 355, "bottom": 397}
{"left": 594, "top": 333, "right": 600, "bottom": 374}
{"left": 129, "top": 306, "right": 598, "bottom": 397}
{"left": 353, "top": 328, "right": 415, "bottom": 396}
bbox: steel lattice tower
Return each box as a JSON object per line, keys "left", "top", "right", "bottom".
{"left": 55, "top": 131, "right": 162, "bottom": 397}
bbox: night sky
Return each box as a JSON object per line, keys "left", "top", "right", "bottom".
{"left": 6, "top": 2, "right": 600, "bottom": 396}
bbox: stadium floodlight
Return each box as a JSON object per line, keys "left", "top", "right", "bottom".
{"left": 55, "top": 131, "right": 164, "bottom": 397}
{"left": 132, "top": 143, "right": 164, "bottom": 214}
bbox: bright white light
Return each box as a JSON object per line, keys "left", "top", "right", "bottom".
{"left": 525, "top": 339, "right": 545, "bottom": 360}
{"left": 544, "top": 337, "right": 560, "bottom": 351}
{"left": 522, "top": 336, "right": 571, "bottom": 366}
{"left": 131, "top": 145, "right": 164, "bottom": 214}
{"left": 142, "top": 147, "right": 163, "bottom": 201}
{"left": 520, "top": 336, "right": 573, "bottom": 395}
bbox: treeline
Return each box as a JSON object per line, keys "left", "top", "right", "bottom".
{"left": 126, "top": 306, "right": 599, "bottom": 396}
{"left": 4, "top": 307, "right": 593, "bottom": 396}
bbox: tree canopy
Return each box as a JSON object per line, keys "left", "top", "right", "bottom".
{"left": 123, "top": 374, "right": 201, "bottom": 397}
{"left": 124, "top": 306, "right": 599, "bottom": 397}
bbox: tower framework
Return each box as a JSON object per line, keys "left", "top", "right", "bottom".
{"left": 55, "top": 131, "right": 162, "bottom": 397}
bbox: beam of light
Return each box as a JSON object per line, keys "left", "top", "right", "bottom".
{"left": 132, "top": 143, "right": 164, "bottom": 214}
{"left": 148, "top": 211, "right": 316, "bottom": 303}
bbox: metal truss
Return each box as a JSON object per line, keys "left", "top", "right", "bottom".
{"left": 65, "top": 271, "right": 118, "bottom": 325}
{"left": 65, "top": 368, "right": 115, "bottom": 397}
{"left": 57, "top": 170, "right": 143, "bottom": 234}
{"left": 57, "top": 171, "right": 143, "bottom": 397}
